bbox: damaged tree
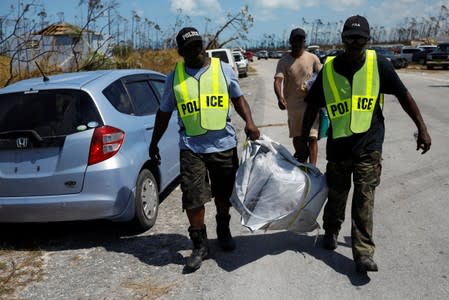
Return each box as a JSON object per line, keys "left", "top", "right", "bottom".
{"left": 71, "top": 0, "right": 117, "bottom": 71}
{"left": 0, "top": 0, "right": 118, "bottom": 86}
{"left": 205, "top": 5, "right": 253, "bottom": 49}
{"left": 0, "top": 1, "right": 59, "bottom": 86}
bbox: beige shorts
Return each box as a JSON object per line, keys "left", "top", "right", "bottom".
{"left": 287, "top": 108, "right": 319, "bottom": 138}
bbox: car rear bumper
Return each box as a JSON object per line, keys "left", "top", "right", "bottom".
{"left": 0, "top": 154, "right": 147, "bottom": 223}
{"left": 427, "top": 61, "right": 449, "bottom": 66}
{"left": 0, "top": 187, "right": 135, "bottom": 223}
{"left": 237, "top": 66, "right": 247, "bottom": 74}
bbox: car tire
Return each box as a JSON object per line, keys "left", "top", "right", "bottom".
{"left": 131, "top": 169, "right": 159, "bottom": 232}
{"left": 419, "top": 58, "right": 425, "bottom": 65}
{"left": 427, "top": 65, "right": 433, "bottom": 70}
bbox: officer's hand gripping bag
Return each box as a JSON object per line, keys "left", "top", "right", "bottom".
{"left": 230, "top": 135, "right": 328, "bottom": 233}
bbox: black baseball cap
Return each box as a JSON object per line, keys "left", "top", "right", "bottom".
{"left": 176, "top": 27, "right": 203, "bottom": 50}
{"left": 341, "top": 15, "right": 370, "bottom": 38}
{"left": 289, "top": 28, "right": 306, "bottom": 41}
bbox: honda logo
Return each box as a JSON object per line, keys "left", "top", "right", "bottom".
{"left": 16, "top": 137, "right": 29, "bottom": 149}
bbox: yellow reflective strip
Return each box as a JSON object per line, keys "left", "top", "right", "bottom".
{"left": 325, "top": 61, "right": 341, "bottom": 102}
{"left": 366, "top": 51, "right": 373, "bottom": 96}
{"left": 176, "top": 63, "right": 189, "bottom": 100}
{"left": 212, "top": 58, "right": 219, "bottom": 94}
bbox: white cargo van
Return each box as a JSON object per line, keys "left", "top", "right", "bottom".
{"left": 206, "top": 48, "right": 238, "bottom": 77}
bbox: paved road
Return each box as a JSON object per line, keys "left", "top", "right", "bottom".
{"left": 1, "top": 59, "right": 449, "bottom": 299}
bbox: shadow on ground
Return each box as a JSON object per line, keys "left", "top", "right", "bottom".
{"left": 0, "top": 222, "right": 370, "bottom": 286}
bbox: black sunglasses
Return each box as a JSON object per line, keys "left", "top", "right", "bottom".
{"left": 343, "top": 36, "right": 369, "bottom": 44}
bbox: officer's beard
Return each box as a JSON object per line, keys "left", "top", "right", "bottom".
{"left": 343, "top": 46, "right": 366, "bottom": 63}
{"left": 184, "top": 49, "right": 208, "bottom": 69}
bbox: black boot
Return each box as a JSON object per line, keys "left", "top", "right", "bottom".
{"left": 185, "top": 226, "right": 209, "bottom": 271}
{"left": 216, "top": 214, "right": 236, "bottom": 251}
{"left": 322, "top": 232, "right": 338, "bottom": 250}
{"left": 355, "top": 256, "right": 378, "bottom": 273}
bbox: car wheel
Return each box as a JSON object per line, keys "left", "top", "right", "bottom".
{"left": 419, "top": 58, "right": 425, "bottom": 65}
{"left": 427, "top": 65, "right": 433, "bottom": 70}
{"left": 131, "top": 169, "right": 159, "bottom": 232}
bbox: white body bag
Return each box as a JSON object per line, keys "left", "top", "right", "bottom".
{"left": 230, "top": 135, "right": 328, "bottom": 233}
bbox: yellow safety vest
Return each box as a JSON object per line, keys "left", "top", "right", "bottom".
{"left": 173, "top": 57, "right": 229, "bottom": 136}
{"left": 323, "top": 50, "right": 384, "bottom": 139}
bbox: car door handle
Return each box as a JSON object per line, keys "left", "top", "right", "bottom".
{"left": 144, "top": 124, "right": 154, "bottom": 130}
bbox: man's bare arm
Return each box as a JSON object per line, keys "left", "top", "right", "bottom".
{"left": 231, "top": 96, "right": 260, "bottom": 140}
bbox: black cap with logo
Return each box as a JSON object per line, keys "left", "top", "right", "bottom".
{"left": 341, "top": 15, "right": 370, "bottom": 38}
{"left": 176, "top": 27, "right": 203, "bottom": 50}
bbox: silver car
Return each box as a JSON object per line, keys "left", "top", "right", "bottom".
{"left": 232, "top": 51, "right": 248, "bottom": 77}
{"left": 0, "top": 69, "right": 180, "bottom": 231}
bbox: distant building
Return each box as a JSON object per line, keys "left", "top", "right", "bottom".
{"left": 7, "top": 22, "right": 112, "bottom": 73}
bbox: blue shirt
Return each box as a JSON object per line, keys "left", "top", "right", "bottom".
{"left": 160, "top": 60, "right": 242, "bottom": 153}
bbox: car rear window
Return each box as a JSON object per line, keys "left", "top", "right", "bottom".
{"left": 210, "top": 51, "right": 230, "bottom": 63}
{"left": 150, "top": 80, "right": 165, "bottom": 99}
{"left": 103, "top": 80, "right": 134, "bottom": 114}
{"left": 125, "top": 80, "right": 160, "bottom": 116}
{"left": 402, "top": 48, "right": 421, "bottom": 54}
{"left": 438, "top": 44, "right": 449, "bottom": 52}
{"left": 0, "top": 89, "right": 102, "bottom": 137}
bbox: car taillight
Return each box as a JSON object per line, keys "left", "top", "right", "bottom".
{"left": 88, "top": 126, "right": 125, "bottom": 166}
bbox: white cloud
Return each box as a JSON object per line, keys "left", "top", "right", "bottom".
{"left": 169, "top": 0, "right": 222, "bottom": 16}
{"left": 327, "top": 0, "right": 368, "bottom": 11}
{"left": 256, "top": 0, "right": 317, "bottom": 10}
{"left": 135, "top": 9, "right": 144, "bottom": 17}
{"left": 367, "top": 0, "right": 443, "bottom": 28}
{"left": 252, "top": 0, "right": 319, "bottom": 25}
{"left": 257, "top": 0, "right": 299, "bottom": 10}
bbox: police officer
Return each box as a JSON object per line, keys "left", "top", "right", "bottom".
{"left": 299, "top": 15, "right": 431, "bottom": 273}
{"left": 149, "top": 27, "right": 259, "bottom": 272}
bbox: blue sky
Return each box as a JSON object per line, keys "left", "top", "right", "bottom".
{"left": 1, "top": 0, "right": 447, "bottom": 46}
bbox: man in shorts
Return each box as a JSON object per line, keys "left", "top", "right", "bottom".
{"left": 274, "top": 28, "right": 322, "bottom": 165}
{"left": 149, "top": 27, "right": 260, "bottom": 272}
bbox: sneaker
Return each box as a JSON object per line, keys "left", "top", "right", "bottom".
{"left": 355, "top": 256, "right": 378, "bottom": 273}
{"left": 322, "top": 232, "right": 338, "bottom": 250}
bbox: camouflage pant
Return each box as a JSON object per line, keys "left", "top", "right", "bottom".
{"left": 323, "top": 151, "right": 382, "bottom": 259}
